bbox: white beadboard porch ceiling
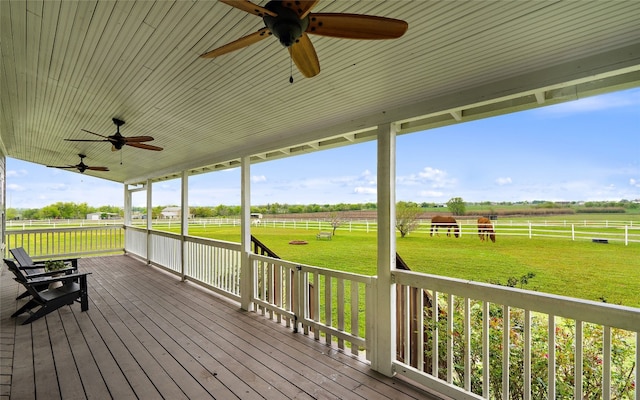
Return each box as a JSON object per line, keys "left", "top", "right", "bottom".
{"left": 1, "top": 1, "right": 640, "bottom": 185}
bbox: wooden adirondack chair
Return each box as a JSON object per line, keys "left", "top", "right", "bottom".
{"left": 4, "top": 258, "right": 53, "bottom": 299}
{"left": 4, "top": 259, "right": 91, "bottom": 325}
{"left": 9, "top": 247, "right": 78, "bottom": 270}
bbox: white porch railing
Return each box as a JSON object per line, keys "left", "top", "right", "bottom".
{"left": 185, "top": 236, "right": 242, "bottom": 301}
{"left": 124, "top": 226, "right": 147, "bottom": 258}
{"left": 393, "top": 270, "right": 639, "bottom": 400}
{"left": 148, "top": 230, "right": 182, "bottom": 273}
{"left": 249, "top": 253, "right": 373, "bottom": 358}
{"left": 5, "top": 225, "right": 124, "bottom": 259}
{"left": 6, "top": 225, "right": 637, "bottom": 399}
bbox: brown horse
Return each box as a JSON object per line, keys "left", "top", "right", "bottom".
{"left": 477, "top": 217, "right": 496, "bottom": 242}
{"left": 430, "top": 216, "right": 459, "bottom": 238}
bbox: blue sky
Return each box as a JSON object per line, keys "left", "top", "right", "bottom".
{"left": 7, "top": 88, "right": 640, "bottom": 209}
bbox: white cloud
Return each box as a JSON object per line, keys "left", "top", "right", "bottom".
{"left": 251, "top": 175, "right": 267, "bottom": 183}
{"left": 398, "top": 167, "right": 456, "bottom": 188}
{"left": 630, "top": 178, "right": 640, "bottom": 188}
{"left": 418, "top": 190, "right": 444, "bottom": 197}
{"left": 496, "top": 177, "right": 512, "bottom": 185}
{"left": 354, "top": 187, "right": 376, "bottom": 195}
{"left": 7, "top": 183, "right": 25, "bottom": 191}
{"left": 7, "top": 169, "right": 28, "bottom": 177}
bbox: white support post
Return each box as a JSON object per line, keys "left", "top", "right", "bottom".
{"left": 370, "top": 123, "right": 397, "bottom": 376}
{"left": 146, "top": 179, "right": 152, "bottom": 264}
{"left": 123, "top": 185, "right": 132, "bottom": 226}
{"left": 180, "top": 171, "right": 188, "bottom": 281}
{"left": 240, "top": 156, "right": 253, "bottom": 311}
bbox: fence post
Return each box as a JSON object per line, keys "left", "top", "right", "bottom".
{"left": 625, "top": 225, "right": 628, "bottom": 246}
{"left": 528, "top": 222, "right": 532, "bottom": 239}
{"left": 572, "top": 224, "right": 575, "bottom": 241}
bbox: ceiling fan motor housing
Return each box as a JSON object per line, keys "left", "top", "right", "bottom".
{"left": 264, "top": 1, "right": 309, "bottom": 47}
{"left": 111, "top": 118, "right": 126, "bottom": 149}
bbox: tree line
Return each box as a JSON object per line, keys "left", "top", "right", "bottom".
{"left": 8, "top": 198, "right": 636, "bottom": 221}
{"left": 7, "top": 202, "right": 123, "bottom": 220}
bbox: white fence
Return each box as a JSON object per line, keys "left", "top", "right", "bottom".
{"left": 9, "top": 217, "right": 639, "bottom": 245}
{"left": 183, "top": 217, "right": 640, "bottom": 245}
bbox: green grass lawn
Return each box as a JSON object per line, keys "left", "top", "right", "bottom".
{"left": 185, "top": 223, "right": 640, "bottom": 308}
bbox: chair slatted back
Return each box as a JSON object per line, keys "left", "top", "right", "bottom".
{"left": 10, "top": 247, "right": 36, "bottom": 267}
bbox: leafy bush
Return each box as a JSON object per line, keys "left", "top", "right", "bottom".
{"left": 422, "top": 296, "right": 636, "bottom": 399}
{"left": 44, "top": 260, "right": 67, "bottom": 272}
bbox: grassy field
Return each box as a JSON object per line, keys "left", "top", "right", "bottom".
{"left": 7, "top": 213, "right": 638, "bottom": 307}
{"left": 183, "top": 219, "right": 640, "bottom": 308}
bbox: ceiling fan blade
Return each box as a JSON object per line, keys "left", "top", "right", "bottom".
{"left": 283, "top": 0, "right": 320, "bottom": 19}
{"left": 219, "top": 0, "right": 277, "bottom": 17}
{"left": 200, "top": 27, "right": 271, "bottom": 58}
{"left": 126, "top": 142, "right": 164, "bottom": 151}
{"left": 81, "top": 129, "right": 110, "bottom": 139}
{"left": 307, "top": 14, "right": 408, "bottom": 39}
{"left": 86, "top": 166, "right": 109, "bottom": 171}
{"left": 46, "top": 165, "right": 75, "bottom": 169}
{"left": 289, "top": 33, "right": 320, "bottom": 78}
{"left": 64, "top": 138, "right": 108, "bottom": 143}
{"left": 122, "top": 136, "right": 155, "bottom": 143}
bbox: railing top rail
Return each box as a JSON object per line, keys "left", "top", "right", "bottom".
{"left": 250, "top": 253, "right": 374, "bottom": 284}
{"left": 6, "top": 225, "right": 124, "bottom": 234}
{"left": 394, "top": 269, "right": 640, "bottom": 332}
{"left": 185, "top": 235, "right": 242, "bottom": 250}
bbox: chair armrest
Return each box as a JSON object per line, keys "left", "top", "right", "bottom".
{"left": 23, "top": 266, "right": 76, "bottom": 279}
{"left": 17, "top": 264, "right": 47, "bottom": 270}
{"left": 23, "top": 258, "right": 78, "bottom": 270}
{"left": 25, "top": 272, "right": 91, "bottom": 286}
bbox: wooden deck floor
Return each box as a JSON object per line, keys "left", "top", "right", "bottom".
{"left": 1, "top": 255, "right": 444, "bottom": 400}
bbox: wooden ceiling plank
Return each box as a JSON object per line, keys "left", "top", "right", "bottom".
{"left": 1, "top": 1, "right": 18, "bottom": 148}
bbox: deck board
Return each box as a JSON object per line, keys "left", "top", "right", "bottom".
{"left": 1, "top": 255, "right": 443, "bottom": 400}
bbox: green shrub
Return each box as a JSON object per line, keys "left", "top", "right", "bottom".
{"left": 423, "top": 297, "right": 636, "bottom": 399}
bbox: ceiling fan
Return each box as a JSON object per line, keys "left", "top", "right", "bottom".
{"left": 200, "top": 0, "right": 408, "bottom": 78}
{"left": 47, "top": 154, "right": 109, "bottom": 173}
{"left": 65, "top": 118, "right": 163, "bottom": 151}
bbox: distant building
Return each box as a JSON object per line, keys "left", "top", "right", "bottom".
{"left": 87, "top": 212, "right": 120, "bottom": 220}
{"left": 250, "top": 213, "right": 263, "bottom": 225}
{"left": 160, "top": 207, "right": 191, "bottom": 219}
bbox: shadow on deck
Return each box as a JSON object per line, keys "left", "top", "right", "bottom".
{"left": 1, "top": 255, "right": 444, "bottom": 400}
